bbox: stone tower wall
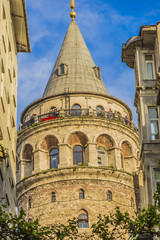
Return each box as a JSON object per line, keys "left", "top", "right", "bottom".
{"left": 17, "top": 94, "right": 139, "bottom": 233}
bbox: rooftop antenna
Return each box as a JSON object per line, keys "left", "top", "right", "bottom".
{"left": 70, "top": 0, "right": 76, "bottom": 20}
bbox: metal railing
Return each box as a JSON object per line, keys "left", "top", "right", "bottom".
{"left": 20, "top": 108, "right": 138, "bottom": 132}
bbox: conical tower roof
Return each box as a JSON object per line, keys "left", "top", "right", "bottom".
{"left": 43, "top": 19, "right": 108, "bottom": 98}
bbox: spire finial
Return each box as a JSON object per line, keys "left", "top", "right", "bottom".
{"left": 70, "top": 0, "right": 76, "bottom": 20}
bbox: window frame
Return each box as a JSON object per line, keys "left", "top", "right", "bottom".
{"left": 60, "top": 64, "right": 65, "bottom": 75}
{"left": 79, "top": 189, "right": 85, "bottom": 199}
{"left": 144, "top": 54, "right": 155, "bottom": 80}
{"left": 73, "top": 145, "right": 83, "bottom": 165}
{"left": 78, "top": 213, "right": 89, "bottom": 228}
{"left": 154, "top": 169, "right": 160, "bottom": 190}
{"left": 50, "top": 148, "right": 59, "bottom": 169}
{"left": 72, "top": 104, "right": 81, "bottom": 116}
{"left": 97, "top": 146, "right": 107, "bottom": 166}
{"left": 52, "top": 192, "right": 56, "bottom": 202}
{"left": 148, "top": 107, "right": 159, "bottom": 140}
{"left": 93, "top": 66, "right": 101, "bottom": 79}
{"left": 28, "top": 198, "right": 32, "bottom": 209}
{"left": 107, "top": 190, "right": 112, "bottom": 201}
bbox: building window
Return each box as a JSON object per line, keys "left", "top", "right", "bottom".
{"left": 32, "top": 156, "right": 34, "bottom": 171}
{"left": 6, "top": 194, "right": 10, "bottom": 206}
{"left": 8, "top": 69, "right": 12, "bottom": 83}
{"left": 13, "top": 95, "right": 16, "bottom": 107}
{"left": 7, "top": 127, "right": 11, "bottom": 141}
{"left": 78, "top": 213, "right": 89, "bottom": 228}
{"left": 52, "top": 192, "right": 56, "bottom": 202}
{"left": 107, "top": 190, "right": 112, "bottom": 201}
{"left": 154, "top": 169, "right": 160, "bottom": 190}
{"left": 121, "top": 153, "right": 124, "bottom": 169}
{"left": 72, "top": 104, "right": 81, "bottom": 116}
{"left": 79, "top": 189, "right": 85, "bottom": 199}
{"left": 96, "top": 105, "right": 104, "bottom": 117}
{"left": 94, "top": 66, "right": 101, "bottom": 79}
{"left": 0, "top": 169, "right": 3, "bottom": 182}
{"left": 73, "top": 145, "right": 83, "bottom": 165}
{"left": 9, "top": 177, "right": 14, "bottom": 189}
{"left": 145, "top": 55, "right": 154, "bottom": 79}
{"left": 60, "top": 64, "right": 65, "bottom": 74}
{"left": 50, "top": 148, "right": 59, "bottom": 168}
{"left": 97, "top": 146, "right": 107, "bottom": 166}
{"left": 29, "top": 198, "right": 31, "bottom": 209}
{"left": 50, "top": 106, "right": 57, "bottom": 112}
{"left": 148, "top": 108, "right": 159, "bottom": 140}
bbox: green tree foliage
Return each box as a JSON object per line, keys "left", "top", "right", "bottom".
{"left": 0, "top": 187, "right": 159, "bottom": 239}
{"left": 92, "top": 186, "right": 160, "bottom": 240}
{"left": 0, "top": 206, "right": 77, "bottom": 240}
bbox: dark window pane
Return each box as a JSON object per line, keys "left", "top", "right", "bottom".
{"left": 74, "top": 145, "right": 82, "bottom": 151}
{"left": 150, "top": 121, "right": 159, "bottom": 140}
{"left": 107, "top": 191, "right": 112, "bottom": 201}
{"left": 72, "top": 104, "right": 81, "bottom": 116}
{"left": 78, "top": 222, "right": 89, "bottom": 228}
{"left": 73, "top": 145, "right": 83, "bottom": 165}
{"left": 146, "top": 62, "right": 153, "bottom": 79}
{"left": 155, "top": 170, "right": 160, "bottom": 180}
{"left": 50, "top": 148, "right": 59, "bottom": 155}
{"left": 96, "top": 105, "right": 104, "bottom": 117}
{"left": 96, "top": 105, "right": 104, "bottom": 111}
{"left": 145, "top": 55, "right": 152, "bottom": 61}
{"left": 79, "top": 189, "right": 85, "bottom": 199}
{"left": 61, "top": 64, "right": 65, "bottom": 74}
{"left": 149, "top": 108, "right": 158, "bottom": 119}
{"left": 50, "top": 106, "right": 57, "bottom": 112}
{"left": 78, "top": 214, "right": 88, "bottom": 228}
{"left": 52, "top": 192, "right": 56, "bottom": 202}
{"left": 50, "top": 148, "right": 59, "bottom": 168}
{"left": 29, "top": 198, "right": 31, "bottom": 208}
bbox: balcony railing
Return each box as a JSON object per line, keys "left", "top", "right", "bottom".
{"left": 20, "top": 108, "right": 138, "bottom": 132}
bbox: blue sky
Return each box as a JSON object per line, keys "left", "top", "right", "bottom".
{"left": 17, "top": 0, "right": 160, "bottom": 126}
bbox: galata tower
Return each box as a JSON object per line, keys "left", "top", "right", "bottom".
{"left": 16, "top": 0, "right": 139, "bottom": 235}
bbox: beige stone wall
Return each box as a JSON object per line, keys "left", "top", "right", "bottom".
{"left": 0, "top": 0, "right": 18, "bottom": 213}
{"left": 0, "top": 0, "right": 30, "bottom": 213}
{"left": 17, "top": 168, "right": 136, "bottom": 231}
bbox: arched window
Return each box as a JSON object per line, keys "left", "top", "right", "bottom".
{"left": 73, "top": 145, "right": 83, "bottom": 165}
{"left": 49, "top": 107, "right": 59, "bottom": 118}
{"left": 78, "top": 213, "right": 89, "bottom": 228}
{"left": 107, "top": 190, "right": 112, "bottom": 201}
{"left": 50, "top": 106, "right": 57, "bottom": 112}
{"left": 79, "top": 189, "right": 85, "bottom": 199}
{"left": 52, "top": 192, "right": 56, "bottom": 202}
{"left": 96, "top": 105, "right": 104, "bottom": 117}
{"left": 50, "top": 148, "right": 59, "bottom": 168}
{"left": 22, "top": 144, "right": 34, "bottom": 177}
{"left": 97, "top": 146, "right": 107, "bottom": 166}
{"left": 72, "top": 104, "right": 81, "bottom": 116}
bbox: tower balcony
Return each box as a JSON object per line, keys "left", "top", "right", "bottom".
{"left": 18, "top": 108, "right": 138, "bottom": 134}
